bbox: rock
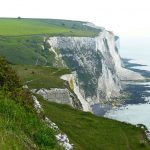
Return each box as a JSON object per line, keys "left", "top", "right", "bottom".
{"left": 23, "top": 85, "right": 28, "bottom": 89}
{"left": 63, "top": 142, "right": 74, "bottom": 150}
{"left": 36, "top": 88, "right": 82, "bottom": 110}
{"left": 32, "top": 96, "right": 74, "bottom": 150}
{"left": 32, "top": 96, "right": 42, "bottom": 113}
{"left": 60, "top": 73, "right": 91, "bottom": 111}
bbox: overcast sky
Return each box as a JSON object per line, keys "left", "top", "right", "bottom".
{"left": 0, "top": 0, "right": 150, "bottom": 37}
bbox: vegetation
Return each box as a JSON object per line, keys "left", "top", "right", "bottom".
{"left": 0, "top": 57, "right": 21, "bottom": 91}
{"left": 0, "top": 94, "right": 58, "bottom": 149}
{"left": 0, "top": 35, "right": 50, "bottom": 65}
{"left": 0, "top": 18, "right": 100, "bottom": 37}
{"left": 38, "top": 97, "right": 150, "bottom": 150}
{"left": 0, "top": 58, "right": 59, "bottom": 149}
{"left": 0, "top": 58, "right": 34, "bottom": 109}
{"left": 12, "top": 64, "right": 71, "bottom": 89}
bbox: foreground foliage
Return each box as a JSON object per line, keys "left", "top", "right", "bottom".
{"left": 0, "top": 93, "right": 57, "bottom": 149}
{"left": 0, "top": 58, "right": 58, "bottom": 149}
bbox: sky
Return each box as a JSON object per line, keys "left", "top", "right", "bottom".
{"left": 0, "top": 0, "right": 150, "bottom": 37}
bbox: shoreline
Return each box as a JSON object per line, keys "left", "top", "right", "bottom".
{"left": 122, "top": 58, "right": 150, "bottom": 105}
{"left": 93, "top": 58, "right": 150, "bottom": 116}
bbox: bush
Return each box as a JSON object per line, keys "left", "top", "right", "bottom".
{"left": 34, "top": 127, "right": 56, "bottom": 147}
{"left": 11, "top": 87, "right": 34, "bottom": 110}
{"left": 0, "top": 57, "right": 34, "bottom": 110}
{"left": 0, "top": 57, "right": 21, "bottom": 91}
{"left": 139, "top": 140, "right": 146, "bottom": 147}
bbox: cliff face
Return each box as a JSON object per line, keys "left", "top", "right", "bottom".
{"left": 36, "top": 88, "right": 82, "bottom": 110}
{"left": 60, "top": 73, "right": 91, "bottom": 111}
{"left": 43, "top": 27, "right": 144, "bottom": 111}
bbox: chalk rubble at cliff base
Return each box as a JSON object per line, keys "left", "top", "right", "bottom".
{"left": 32, "top": 95, "right": 74, "bottom": 150}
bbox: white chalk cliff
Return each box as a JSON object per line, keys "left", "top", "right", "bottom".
{"left": 40, "top": 25, "right": 144, "bottom": 111}
{"left": 60, "top": 72, "right": 91, "bottom": 111}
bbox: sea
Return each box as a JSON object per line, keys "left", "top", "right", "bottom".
{"left": 105, "top": 37, "right": 150, "bottom": 130}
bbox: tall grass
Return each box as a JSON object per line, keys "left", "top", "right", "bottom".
{"left": 0, "top": 92, "right": 57, "bottom": 149}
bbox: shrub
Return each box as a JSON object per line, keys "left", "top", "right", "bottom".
{"left": 0, "top": 57, "right": 34, "bottom": 110}
{"left": 0, "top": 57, "right": 21, "bottom": 91}
{"left": 34, "top": 127, "right": 56, "bottom": 147}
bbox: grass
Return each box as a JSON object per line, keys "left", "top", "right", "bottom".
{"left": 0, "top": 57, "right": 64, "bottom": 150}
{"left": 0, "top": 35, "right": 54, "bottom": 65}
{"left": 0, "top": 91, "right": 59, "bottom": 149}
{"left": 0, "top": 18, "right": 100, "bottom": 37}
{"left": 38, "top": 96, "right": 150, "bottom": 150}
{"left": 12, "top": 64, "right": 71, "bottom": 89}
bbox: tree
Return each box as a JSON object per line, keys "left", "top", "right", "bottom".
{"left": 17, "top": 16, "right": 21, "bottom": 19}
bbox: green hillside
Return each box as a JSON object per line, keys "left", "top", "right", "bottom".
{"left": 0, "top": 58, "right": 61, "bottom": 149}
{"left": 0, "top": 18, "right": 100, "bottom": 37}
{"left": 0, "top": 93, "right": 62, "bottom": 150}
{"left": 12, "top": 64, "right": 71, "bottom": 89}
{"left": 0, "top": 35, "right": 45, "bottom": 65}
{"left": 38, "top": 96, "right": 150, "bottom": 150}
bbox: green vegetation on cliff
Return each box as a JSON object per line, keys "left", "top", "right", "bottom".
{"left": 0, "top": 94, "right": 59, "bottom": 149}
{"left": 38, "top": 96, "right": 150, "bottom": 150}
{"left": 12, "top": 64, "right": 71, "bottom": 89}
{"left": 0, "top": 35, "right": 51, "bottom": 65}
{"left": 0, "top": 58, "right": 59, "bottom": 149}
{"left": 0, "top": 18, "right": 100, "bottom": 37}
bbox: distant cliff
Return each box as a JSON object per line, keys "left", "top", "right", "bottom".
{"left": 46, "top": 26, "right": 144, "bottom": 111}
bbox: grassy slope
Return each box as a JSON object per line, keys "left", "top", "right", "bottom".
{"left": 0, "top": 18, "right": 100, "bottom": 37}
{"left": 0, "top": 35, "right": 64, "bottom": 66}
{"left": 38, "top": 97, "right": 150, "bottom": 150}
{"left": 0, "top": 91, "right": 61, "bottom": 150}
{"left": 12, "top": 65, "right": 70, "bottom": 89}
{"left": 0, "top": 58, "right": 61, "bottom": 149}
{"left": 0, "top": 35, "right": 45, "bottom": 65}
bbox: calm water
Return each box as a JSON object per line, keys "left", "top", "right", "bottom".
{"left": 105, "top": 37, "right": 150, "bottom": 130}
